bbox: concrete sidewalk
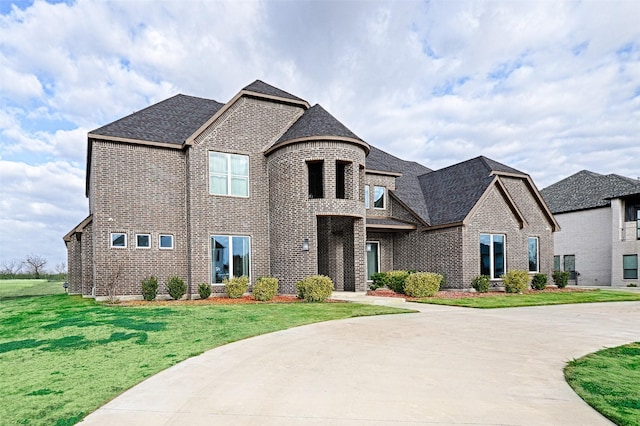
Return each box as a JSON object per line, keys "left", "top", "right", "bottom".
{"left": 80, "top": 300, "right": 640, "bottom": 425}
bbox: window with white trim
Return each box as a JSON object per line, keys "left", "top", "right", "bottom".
{"left": 528, "top": 237, "right": 539, "bottom": 272}
{"left": 373, "top": 186, "right": 385, "bottom": 209}
{"left": 159, "top": 234, "right": 174, "bottom": 250}
{"left": 110, "top": 233, "right": 127, "bottom": 248}
{"left": 211, "top": 235, "right": 250, "bottom": 284}
{"left": 209, "top": 152, "right": 249, "bottom": 197}
{"left": 480, "top": 234, "right": 505, "bottom": 279}
{"left": 136, "top": 234, "right": 151, "bottom": 249}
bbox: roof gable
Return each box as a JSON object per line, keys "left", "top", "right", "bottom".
{"left": 90, "top": 94, "right": 224, "bottom": 145}
{"left": 541, "top": 170, "right": 640, "bottom": 214}
{"left": 243, "top": 80, "right": 307, "bottom": 103}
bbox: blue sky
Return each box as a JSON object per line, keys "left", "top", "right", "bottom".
{"left": 1, "top": 0, "right": 639, "bottom": 269}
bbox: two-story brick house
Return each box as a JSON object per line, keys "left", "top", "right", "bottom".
{"left": 541, "top": 170, "right": 640, "bottom": 286}
{"left": 64, "top": 80, "right": 558, "bottom": 300}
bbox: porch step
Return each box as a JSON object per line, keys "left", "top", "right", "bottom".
{"left": 330, "top": 291, "right": 407, "bottom": 305}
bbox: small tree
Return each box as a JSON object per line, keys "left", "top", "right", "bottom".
{"left": 106, "top": 263, "right": 123, "bottom": 304}
{"left": 1, "top": 258, "right": 22, "bottom": 278}
{"left": 24, "top": 254, "right": 47, "bottom": 279}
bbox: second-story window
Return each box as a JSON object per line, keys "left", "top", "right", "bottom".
{"left": 209, "top": 152, "right": 249, "bottom": 197}
{"left": 308, "top": 161, "right": 324, "bottom": 199}
{"left": 373, "top": 186, "right": 385, "bottom": 209}
{"left": 364, "top": 185, "right": 370, "bottom": 209}
{"left": 336, "top": 162, "right": 347, "bottom": 199}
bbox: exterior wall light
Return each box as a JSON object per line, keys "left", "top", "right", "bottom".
{"left": 302, "top": 238, "right": 309, "bottom": 251}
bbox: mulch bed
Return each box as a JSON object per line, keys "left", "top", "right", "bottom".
{"left": 367, "top": 286, "right": 590, "bottom": 300}
{"left": 118, "top": 295, "right": 343, "bottom": 306}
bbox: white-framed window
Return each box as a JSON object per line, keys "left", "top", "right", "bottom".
{"left": 373, "top": 186, "right": 385, "bottom": 209}
{"left": 364, "top": 185, "right": 370, "bottom": 209}
{"left": 211, "top": 235, "right": 250, "bottom": 284}
{"left": 136, "top": 234, "right": 151, "bottom": 249}
{"left": 209, "top": 152, "right": 249, "bottom": 197}
{"left": 528, "top": 237, "right": 539, "bottom": 273}
{"left": 159, "top": 234, "right": 174, "bottom": 250}
{"left": 480, "top": 234, "right": 505, "bottom": 279}
{"left": 110, "top": 232, "right": 127, "bottom": 248}
{"left": 366, "top": 241, "right": 380, "bottom": 280}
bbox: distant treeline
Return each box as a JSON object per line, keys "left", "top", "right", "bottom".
{"left": 0, "top": 273, "right": 67, "bottom": 281}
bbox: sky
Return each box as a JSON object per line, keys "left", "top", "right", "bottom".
{"left": 1, "top": 0, "right": 639, "bottom": 270}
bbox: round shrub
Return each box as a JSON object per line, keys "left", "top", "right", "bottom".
{"left": 166, "top": 276, "right": 186, "bottom": 300}
{"left": 471, "top": 275, "right": 490, "bottom": 293}
{"left": 552, "top": 271, "right": 569, "bottom": 288}
{"left": 385, "top": 270, "right": 410, "bottom": 294}
{"left": 224, "top": 276, "right": 249, "bottom": 299}
{"left": 531, "top": 273, "right": 547, "bottom": 290}
{"left": 501, "top": 270, "right": 530, "bottom": 293}
{"left": 369, "top": 272, "right": 387, "bottom": 290}
{"left": 296, "top": 275, "right": 334, "bottom": 302}
{"left": 253, "top": 276, "right": 278, "bottom": 301}
{"left": 403, "top": 272, "right": 443, "bottom": 297}
{"left": 198, "top": 282, "right": 212, "bottom": 299}
{"left": 141, "top": 276, "right": 158, "bottom": 301}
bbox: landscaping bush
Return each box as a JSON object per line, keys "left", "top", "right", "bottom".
{"left": 141, "top": 276, "right": 158, "bottom": 301}
{"left": 403, "top": 272, "right": 443, "bottom": 297}
{"left": 224, "top": 276, "right": 249, "bottom": 299}
{"left": 253, "top": 276, "right": 278, "bottom": 301}
{"left": 552, "top": 271, "right": 570, "bottom": 288}
{"left": 385, "top": 270, "right": 410, "bottom": 294}
{"left": 369, "top": 272, "right": 387, "bottom": 290}
{"left": 471, "top": 275, "right": 490, "bottom": 293}
{"left": 166, "top": 276, "right": 186, "bottom": 300}
{"left": 296, "top": 275, "right": 334, "bottom": 302}
{"left": 501, "top": 270, "right": 530, "bottom": 293}
{"left": 531, "top": 273, "right": 547, "bottom": 290}
{"left": 197, "top": 283, "right": 212, "bottom": 299}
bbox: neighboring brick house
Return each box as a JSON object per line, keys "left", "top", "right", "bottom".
{"left": 541, "top": 171, "right": 640, "bottom": 286}
{"left": 64, "top": 80, "right": 558, "bottom": 300}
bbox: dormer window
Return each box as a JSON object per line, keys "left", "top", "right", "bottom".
{"left": 308, "top": 161, "right": 324, "bottom": 199}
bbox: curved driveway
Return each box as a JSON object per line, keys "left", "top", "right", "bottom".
{"left": 81, "top": 301, "right": 640, "bottom": 425}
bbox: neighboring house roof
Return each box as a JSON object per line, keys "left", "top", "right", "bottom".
{"left": 418, "top": 156, "right": 527, "bottom": 226}
{"left": 243, "top": 80, "right": 307, "bottom": 103}
{"left": 267, "top": 104, "right": 369, "bottom": 154}
{"left": 90, "top": 94, "right": 224, "bottom": 145}
{"left": 541, "top": 170, "right": 640, "bottom": 214}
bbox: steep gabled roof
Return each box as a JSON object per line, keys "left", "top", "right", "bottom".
{"left": 418, "top": 156, "right": 527, "bottom": 226}
{"left": 90, "top": 94, "right": 224, "bottom": 145}
{"left": 366, "top": 146, "right": 432, "bottom": 223}
{"left": 541, "top": 170, "right": 640, "bottom": 214}
{"left": 267, "top": 104, "right": 369, "bottom": 154}
{"left": 243, "top": 80, "right": 307, "bottom": 103}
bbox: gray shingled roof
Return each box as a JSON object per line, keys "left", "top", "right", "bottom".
{"left": 243, "top": 80, "right": 307, "bottom": 103}
{"left": 91, "top": 94, "right": 224, "bottom": 145}
{"left": 417, "top": 156, "right": 526, "bottom": 226}
{"left": 541, "top": 170, "right": 640, "bottom": 214}
{"left": 274, "top": 104, "right": 363, "bottom": 145}
{"left": 366, "top": 146, "right": 432, "bottom": 223}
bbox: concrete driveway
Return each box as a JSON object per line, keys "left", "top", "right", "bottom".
{"left": 81, "top": 300, "right": 640, "bottom": 425}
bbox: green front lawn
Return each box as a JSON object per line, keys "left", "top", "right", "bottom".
{"left": 565, "top": 343, "right": 640, "bottom": 426}
{"left": 415, "top": 289, "right": 640, "bottom": 308}
{"left": 0, "top": 293, "right": 408, "bottom": 425}
{"left": 0, "top": 279, "right": 66, "bottom": 299}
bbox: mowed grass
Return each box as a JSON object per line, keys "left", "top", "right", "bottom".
{"left": 414, "top": 289, "right": 640, "bottom": 308}
{"left": 565, "top": 343, "right": 640, "bottom": 426}
{"left": 0, "top": 279, "right": 66, "bottom": 299}
{"left": 0, "top": 292, "right": 409, "bottom": 425}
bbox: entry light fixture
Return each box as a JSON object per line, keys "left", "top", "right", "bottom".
{"left": 302, "top": 238, "right": 309, "bottom": 251}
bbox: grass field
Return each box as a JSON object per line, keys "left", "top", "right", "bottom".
{"left": 0, "top": 279, "right": 66, "bottom": 299}
{"left": 0, "top": 285, "right": 408, "bottom": 425}
{"left": 415, "top": 289, "right": 640, "bottom": 308}
{"left": 565, "top": 343, "right": 640, "bottom": 426}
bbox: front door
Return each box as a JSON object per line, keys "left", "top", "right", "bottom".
{"left": 366, "top": 241, "right": 380, "bottom": 280}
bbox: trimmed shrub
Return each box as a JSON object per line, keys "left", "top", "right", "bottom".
{"left": 385, "top": 270, "right": 410, "bottom": 294}
{"left": 404, "top": 272, "right": 443, "bottom": 297}
{"left": 197, "top": 283, "right": 212, "bottom": 299}
{"left": 224, "top": 276, "right": 249, "bottom": 299}
{"left": 296, "top": 275, "right": 334, "bottom": 302}
{"left": 166, "top": 276, "right": 186, "bottom": 300}
{"left": 501, "top": 270, "right": 530, "bottom": 294}
{"left": 369, "top": 272, "right": 387, "bottom": 290}
{"left": 531, "top": 273, "right": 547, "bottom": 290}
{"left": 471, "top": 275, "right": 490, "bottom": 293}
{"left": 141, "top": 276, "right": 158, "bottom": 301}
{"left": 552, "top": 271, "right": 570, "bottom": 288}
{"left": 253, "top": 276, "right": 278, "bottom": 301}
